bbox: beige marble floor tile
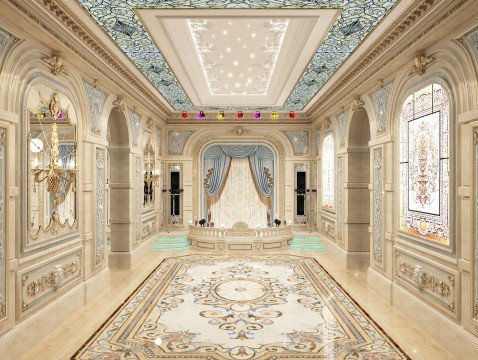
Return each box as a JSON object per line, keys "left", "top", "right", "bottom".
{"left": 20, "top": 241, "right": 454, "bottom": 360}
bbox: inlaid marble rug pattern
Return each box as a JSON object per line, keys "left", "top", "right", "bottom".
{"left": 73, "top": 255, "right": 409, "bottom": 359}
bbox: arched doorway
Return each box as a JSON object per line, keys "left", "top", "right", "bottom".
{"left": 106, "top": 108, "right": 131, "bottom": 265}
{"left": 346, "top": 107, "right": 371, "bottom": 267}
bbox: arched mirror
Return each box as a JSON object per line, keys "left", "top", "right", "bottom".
{"left": 28, "top": 92, "right": 78, "bottom": 243}
{"left": 143, "top": 136, "right": 158, "bottom": 211}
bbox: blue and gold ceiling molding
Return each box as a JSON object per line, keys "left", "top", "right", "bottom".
{"left": 78, "top": 1, "right": 398, "bottom": 111}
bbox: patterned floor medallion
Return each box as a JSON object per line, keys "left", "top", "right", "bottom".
{"left": 73, "top": 255, "right": 410, "bottom": 359}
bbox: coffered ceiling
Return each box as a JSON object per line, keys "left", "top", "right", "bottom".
{"left": 77, "top": 0, "right": 399, "bottom": 111}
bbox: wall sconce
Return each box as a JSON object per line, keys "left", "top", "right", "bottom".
{"left": 31, "top": 98, "right": 77, "bottom": 198}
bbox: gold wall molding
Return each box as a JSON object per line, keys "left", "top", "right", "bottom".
{"left": 321, "top": 216, "right": 336, "bottom": 240}
{"left": 351, "top": 97, "right": 365, "bottom": 111}
{"left": 42, "top": 52, "right": 69, "bottom": 76}
{"left": 408, "top": 51, "right": 436, "bottom": 76}
{"left": 112, "top": 97, "right": 126, "bottom": 111}
{"left": 20, "top": 250, "right": 82, "bottom": 313}
{"left": 192, "top": 128, "right": 286, "bottom": 220}
{"left": 395, "top": 249, "right": 456, "bottom": 314}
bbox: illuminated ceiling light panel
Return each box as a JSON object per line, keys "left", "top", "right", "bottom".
{"left": 187, "top": 18, "right": 289, "bottom": 96}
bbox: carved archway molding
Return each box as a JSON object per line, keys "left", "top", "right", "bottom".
{"left": 192, "top": 127, "right": 286, "bottom": 220}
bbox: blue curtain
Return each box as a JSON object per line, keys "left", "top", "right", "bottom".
{"left": 202, "top": 145, "right": 275, "bottom": 219}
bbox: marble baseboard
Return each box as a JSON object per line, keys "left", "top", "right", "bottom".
{"left": 109, "top": 235, "right": 156, "bottom": 270}
{"left": 393, "top": 282, "right": 478, "bottom": 359}
{"left": 321, "top": 235, "right": 370, "bottom": 270}
{"left": 84, "top": 267, "right": 110, "bottom": 304}
{"left": 0, "top": 282, "right": 84, "bottom": 360}
{"left": 367, "top": 266, "right": 393, "bottom": 304}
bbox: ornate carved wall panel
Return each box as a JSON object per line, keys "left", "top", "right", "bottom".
{"left": 0, "top": 128, "right": 5, "bottom": 320}
{"left": 371, "top": 81, "right": 393, "bottom": 135}
{"left": 168, "top": 131, "right": 193, "bottom": 155}
{"left": 95, "top": 148, "right": 106, "bottom": 266}
{"left": 283, "top": 131, "right": 309, "bottom": 156}
{"left": 85, "top": 82, "right": 106, "bottom": 135}
{"left": 395, "top": 249, "right": 456, "bottom": 317}
{"left": 321, "top": 216, "right": 336, "bottom": 240}
{"left": 135, "top": 156, "right": 142, "bottom": 244}
{"left": 372, "top": 148, "right": 384, "bottom": 266}
{"left": 336, "top": 156, "right": 344, "bottom": 245}
{"left": 142, "top": 216, "right": 157, "bottom": 240}
{"left": 19, "top": 249, "right": 82, "bottom": 315}
{"left": 129, "top": 109, "right": 140, "bottom": 147}
{"left": 336, "top": 112, "right": 347, "bottom": 147}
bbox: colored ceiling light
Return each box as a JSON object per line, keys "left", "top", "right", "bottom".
{"left": 254, "top": 111, "right": 261, "bottom": 119}
{"left": 289, "top": 111, "right": 295, "bottom": 119}
{"left": 271, "top": 111, "right": 279, "bottom": 119}
{"left": 217, "top": 110, "right": 225, "bottom": 120}
{"left": 181, "top": 111, "right": 188, "bottom": 119}
{"left": 237, "top": 111, "right": 243, "bottom": 119}
{"left": 196, "top": 110, "right": 205, "bottom": 119}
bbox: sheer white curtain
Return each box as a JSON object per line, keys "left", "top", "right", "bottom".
{"left": 210, "top": 158, "right": 268, "bottom": 228}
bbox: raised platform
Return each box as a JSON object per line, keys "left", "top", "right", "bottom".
{"left": 188, "top": 222, "right": 292, "bottom": 252}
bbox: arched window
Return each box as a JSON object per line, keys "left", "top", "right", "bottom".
{"left": 322, "top": 133, "right": 335, "bottom": 210}
{"left": 399, "top": 83, "right": 450, "bottom": 245}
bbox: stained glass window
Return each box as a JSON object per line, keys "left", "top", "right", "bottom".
{"left": 399, "top": 83, "right": 450, "bottom": 245}
{"left": 322, "top": 133, "right": 335, "bottom": 210}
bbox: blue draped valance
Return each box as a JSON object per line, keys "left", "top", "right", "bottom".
{"left": 202, "top": 144, "right": 275, "bottom": 219}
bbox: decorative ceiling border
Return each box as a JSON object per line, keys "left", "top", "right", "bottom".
{"left": 76, "top": 0, "right": 398, "bottom": 111}
{"left": 308, "top": 0, "right": 471, "bottom": 119}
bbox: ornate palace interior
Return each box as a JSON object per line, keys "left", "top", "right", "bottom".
{"left": 0, "top": 1, "right": 478, "bottom": 359}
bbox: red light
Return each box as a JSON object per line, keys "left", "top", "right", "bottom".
{"left": 181, "top": 111, "right": 188, "bottom": 119}
{"left": 289, "top": 111, "right": 295, "bottom": 119}
{"left": 237, "top": 111, "right": 244, "bottom": 119}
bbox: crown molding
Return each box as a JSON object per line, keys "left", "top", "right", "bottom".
{"left": 306, "top": 0, "right": 471, "bottom": 120}
{"left": 5, "top": 0, "right": 172, "bottom": 119}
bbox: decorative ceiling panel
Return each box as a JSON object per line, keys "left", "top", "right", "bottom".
{"left": 77, "top": 1, "right": 398, "bottom": 111}
{"left": 188, "top": 18, "right": 289, "bottom": 96}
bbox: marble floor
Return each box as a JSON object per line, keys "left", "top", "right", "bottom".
{"left": 21, "top": 245, "right": 453, "bottom": 360}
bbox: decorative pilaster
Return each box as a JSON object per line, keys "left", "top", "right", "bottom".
{"left": 135, "top": 156, "right": 142, "bottom": 244}
{"left": 129, "top": 109, "right": 140, "bottom": 147}
{"left": 283, "top": 131, "right": 309, "bottom": 156}
{"left": 336, "top": 156, "right": 344, "bottom": 245}
{"left": 95, "top": 148, "right": 106, "bottom": 266}
{"left": 85, "top": 82, "right": 106, "bottom": 135}
{"left": 315, "top": 126, "right": 321, "bottom": 155}
{"left": 336, "top": 112, "right": 347, "bottom": 147}
{"left": 371, "top": 81, "right": 393, "bottom": 135}
{"left": 372, "top": 148, "right": 384, "bottom": 265}
{"left": 156, "top": 126, "right": 162, "bottom": 156}
{"left": 0, "top": 128, "right": 5, "bottom": 319}
{"left": 474, "top": 128, "right": 478, "bottom": 320}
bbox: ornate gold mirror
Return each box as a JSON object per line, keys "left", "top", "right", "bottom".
{"left": 28, "top": 92, "right": 78, "bottom": 241}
